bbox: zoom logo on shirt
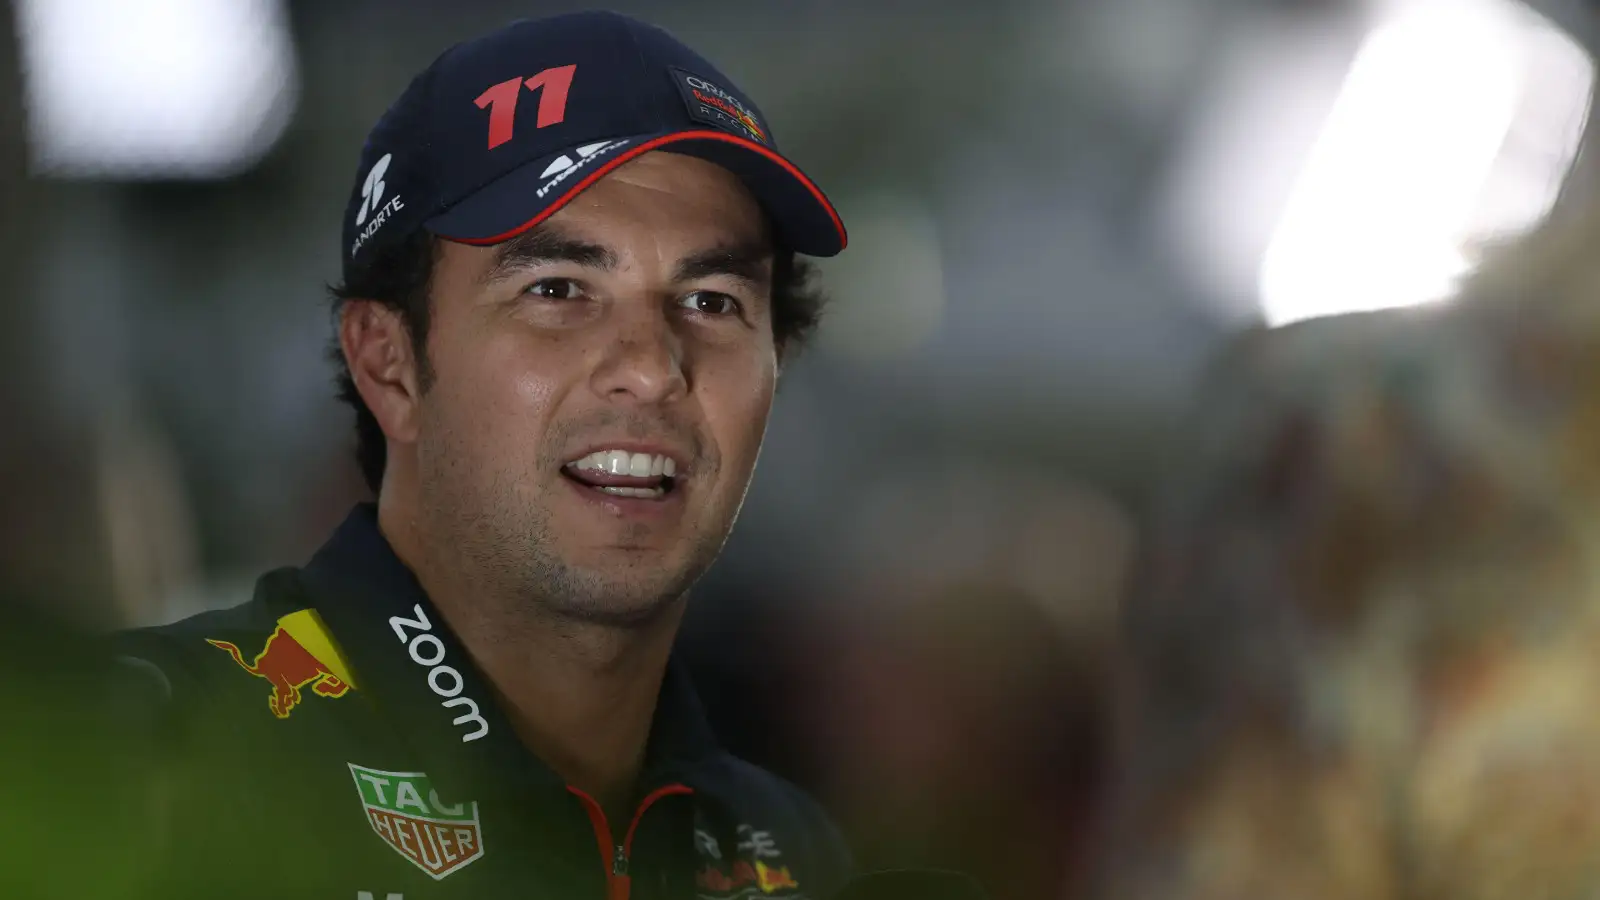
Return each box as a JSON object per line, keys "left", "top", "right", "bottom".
{"left": 389, "top": 604, "right": 489, "bottom": 742}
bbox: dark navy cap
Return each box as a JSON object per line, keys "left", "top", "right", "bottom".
{"left": 340, "top": 10, "right": 846, "bottom": 276}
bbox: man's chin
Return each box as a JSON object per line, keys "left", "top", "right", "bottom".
{"left": 526, "top": 537, "right": 723, "bottom": 629}
{"left": 533, "top": 561, "right": 698, "bottom": 629}
{"left": 544, "top": 589, "right": 687, "bottom": 630}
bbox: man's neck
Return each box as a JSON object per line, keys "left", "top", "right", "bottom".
{"left": 377, "top": 498, "right": 682, "bottom": 821}
{"left": 464, "top": 609, "right": 681, "bottom": 822}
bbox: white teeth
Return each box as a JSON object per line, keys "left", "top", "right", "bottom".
{"left": 594, "top": 485, "right": 665, "bottom": 499}
{"left": 566, "top": 449, "right": 679, "bottom": 479}
{"left": 603, "top": 450, "right": 630, "bottom": 475}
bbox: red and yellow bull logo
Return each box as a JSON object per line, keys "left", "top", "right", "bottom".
{"left": 696, "top": 860, "right": 801, "bottom": 895}
{"left": 207, "top": 610, "right": 358, "bottom": 718}
{"left": 690, "top": 87, "right": 767, "bottom": 143}
{"left": 756, "top": 861, "right": 800, "bottom": 892}
{"left": 734, "top": 110, "right": 767, "bottom": 144}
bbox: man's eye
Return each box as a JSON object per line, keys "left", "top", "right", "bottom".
{"left": 525, "top": 278, "right": 583, "bottom": 300}
{"left": 680, "top": 291, "right": 740, "bottom": 316}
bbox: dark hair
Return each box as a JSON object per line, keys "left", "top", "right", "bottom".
{"left": 328, "top": 228, "right": 829, "bottom": 494}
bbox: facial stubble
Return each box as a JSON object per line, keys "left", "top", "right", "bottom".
{"left": 414, "top": 403, "right": 734, "bottom": 632}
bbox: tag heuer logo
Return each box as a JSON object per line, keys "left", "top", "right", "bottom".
{"left": 349, "top": 764, "right": 484, "bottom": 879}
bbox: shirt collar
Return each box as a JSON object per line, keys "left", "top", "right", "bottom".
{"left": 301, "top": 504, "right": 722, "bottom": 804}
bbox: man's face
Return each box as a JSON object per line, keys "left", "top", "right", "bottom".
{"left": 413, "top": 151, "right": 778, "bottom": 626}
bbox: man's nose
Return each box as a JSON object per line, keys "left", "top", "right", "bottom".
{"left": 588, "top": 305, "right": 689, "bottom": 405}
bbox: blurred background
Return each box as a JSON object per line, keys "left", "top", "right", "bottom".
{"left": 8, "top": 0, "right": 1600, "bottom": 898}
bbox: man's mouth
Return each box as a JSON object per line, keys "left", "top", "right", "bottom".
{"left": 562, "top": 449, "right": 682, "bottom": 499}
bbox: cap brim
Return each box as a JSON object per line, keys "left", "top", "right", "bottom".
{"left": 424, "top": 129, "right": 846, "bottom": 257}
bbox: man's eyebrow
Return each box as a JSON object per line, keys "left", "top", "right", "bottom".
{"left": 481, "top": 224, "right": 618, "bottom": 284}
{"left": 673, "top": 241, "right": 774, "bottom": 291}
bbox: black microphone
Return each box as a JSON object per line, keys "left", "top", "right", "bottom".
{"left": 829, "top": 869, "right": 988, "bottom": 900}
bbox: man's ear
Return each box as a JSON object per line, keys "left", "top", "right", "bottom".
{"left": 340, "top": 300, "right": 424, "bottom": 445}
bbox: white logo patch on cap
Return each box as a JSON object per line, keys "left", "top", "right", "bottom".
{"left": 351, "top": 153, "right": 406, "bottom": 258}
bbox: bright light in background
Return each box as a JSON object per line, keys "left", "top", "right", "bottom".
{"left": 15, "top": 0, "right": 299, "bottom": 179}
{"left": 1259, "top": 0, "right": 1592, "bottom": 327}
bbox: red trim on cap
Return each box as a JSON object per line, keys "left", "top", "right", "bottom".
{"left": 448, "top": 130, "right": 846, "bottom": 252}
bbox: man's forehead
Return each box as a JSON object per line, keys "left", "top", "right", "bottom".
{"left": 457, "top": 217, "right": 773, "bottom": 292}
{"left": 490, "top": 214, "right": 773, "bottom": 265}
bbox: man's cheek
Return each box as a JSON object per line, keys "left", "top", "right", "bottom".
{"left": 510, "top": 364, "right": 561, "bottom": 411}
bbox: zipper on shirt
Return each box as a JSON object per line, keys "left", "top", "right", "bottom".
{"left": 570, "top": 783, "right": 694, "bottom": 900}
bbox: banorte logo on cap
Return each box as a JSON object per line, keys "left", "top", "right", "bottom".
{"left": 351, "top": 152, "right": 406, "bottom": 258}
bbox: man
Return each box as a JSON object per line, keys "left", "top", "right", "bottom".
{"left": 115, "top": 11, "right": 851, "bottom": 899}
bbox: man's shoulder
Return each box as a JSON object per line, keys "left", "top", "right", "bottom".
{"left": 111, "top": 567, "right": 311, "bottom": 704}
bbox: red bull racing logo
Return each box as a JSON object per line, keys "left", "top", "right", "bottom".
{"left": 696, "top": 860, "right": 801, "bottom": 894}
{"left": 207, "top": 610, "right": 357, "bottom": 718}
{"left": 671, "top": 67, "right": 771, "bottom": 146}
{"left": 689, "top": 86, "right": 767, "bottom": 143}
{"left": 695, "top": 824, "right": 802, "bottom": 896}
